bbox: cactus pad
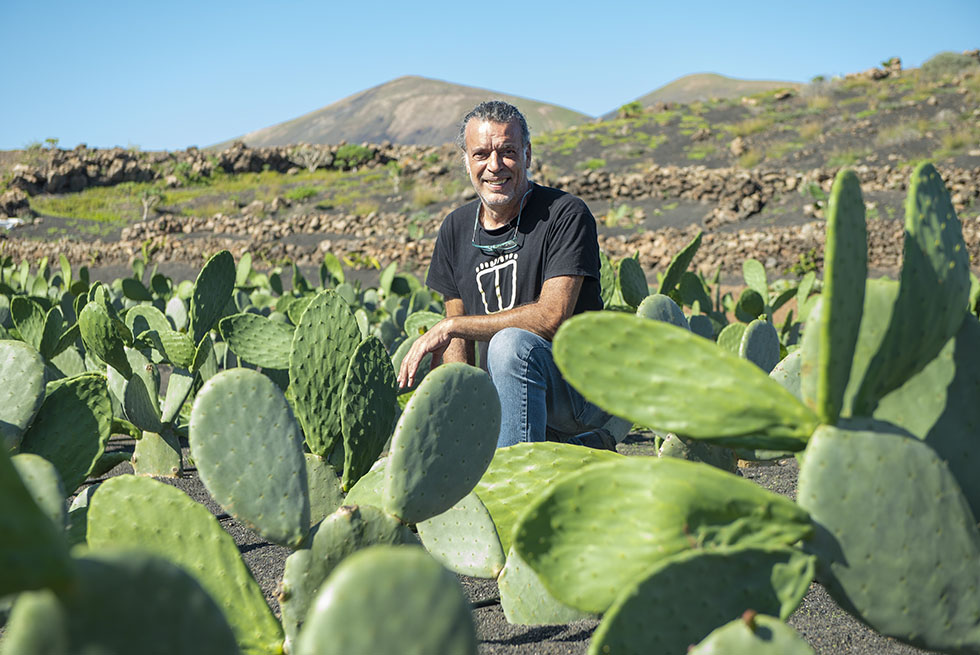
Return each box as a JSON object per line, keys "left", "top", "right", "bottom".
{"left": 383, "top": 362, "right": 500, "bottom": 524}
{"left": 87, "top": 475, "right": 283, "bottom": 654}
{"left": 658, "top": 230, "right": 702, "bottom": 295}
{"left": 295, "top": 545, "right": 477, "bottom": 655}
{"left": 132, "top": 429, "right": 182, "bottom": 477}
{"left": 19, "top": 373, "right": 111, "bottom": 493}
{"left": 0, "top": 447, "right": 72, "bottom": 596}
{"left": 218, "top": 313, "right": 295, "bottom": 369}
{"left": 617, "top": 256, "right": 648, "bottom": 308}
{"left": 658, "top": 433, "right": 737, "bottom": 472}
{"left": 280, "top": 505, "right": 416, "bottom": 649}
{"left": 498, "top": 547, "right": 594, "bottom": 625}
{"left": 716, "top": 322, "right": 747, "bottom": 355}
{"left": 769, "top": 349, "right": 803, "bottom": 401}
{"left": 190, "top": 367, "right": 310, "bottom": 548}
{"left": 474, "top": 442, "right": 623, "bottom": 554}
{"left": 0, "top": 340, "right": 47, "bottom": 451}
{"left": 689, "top": 613, "right": 815, "bottom": 655}
{"left": 636, "top": 293, "right": 689, "bottom": 329}
{"left": 2, "top": 552, "right": 239, "bottom": 655}
{"left": 417, "top": 491, "right": 505, "bottom": 578}
{"left": 798, "top": 423, "right": 980, "bottom": 653}
{"left": 341, "top": 336, "right": 397, "bottom": 491}
{"left": 514, "top": 457, "right": 811, "bottom": 613}
{"left": 78, "top": 301, "right": 132, "bottom": 378}
{"left": 403, "top": 310, "right": 444, "bottom": 336}
{"left": 853, "top": 162, "right": 970, "bottom": 414}
{"left": 305, "top": 453, "right": 344, "bottom": 527}
{"left": 343, "top": 459, "right": 386, "bottom": 509}
{"left": 553, "top": 313, "right": 819, "bottom": 450}
{"left": 11, "top": 453, "right": 66, "bottom": 529}
{"left": 739, "top": 319, "right": 780, "bottom": 373}
{"left": 189, "top": 250, "right": 235, "bottom": 345}
{"left": 590, "top": 547, "right": 814, "bottom": 655}
{"left": 289, "top": 290, "right": 362, "bottom": 456}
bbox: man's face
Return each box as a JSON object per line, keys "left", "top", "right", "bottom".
{"left": 463, "top": 118, "right": 531, "bottom": 214}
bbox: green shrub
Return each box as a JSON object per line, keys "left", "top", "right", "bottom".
{"left": 921, "top": 51, "right": 979, "bottom": 78}
{"left": 578, "top": 158, "right": 606, "bottom": 171}
{"left": 617, "top": 101, "right": 644, "bottom": 119}
{"left": 334, "top": 144, "right": 374, "bottom": 170}
{"left": 284, "top": 186, "right": 319, "bottom": 202}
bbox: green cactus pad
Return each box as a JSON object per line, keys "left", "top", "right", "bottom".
{"left": 716, "top": 322, "right": 746, "bottom": 355}
{"left": 125, "top": 304, "right": 172, "bottom": 337}
{"left": 498, "top": 546, "right": 594, "bottom": 625}
{"left": 343, "top": 459, "right": 386, "bottom": 509}
{"left": 341, "top": 336, "right": 397, "bottom": 491}
{"left": 87, "top": 475, "right": 283, "bottom": 654}
{"left": 689, "top": 613, "right": 815, "bottom": 655}
{"left": 280, "top": 505, "right": 416, "bottom": 649}
{"left": 289, "top": 290, "right": 362, "bottom": 456}
{"left": 417, "top": 491, "right": 505, "bottom": 578}
{"left": 841, "top": 278, "right": 898, "bottom": 416}
{"left": 658, "top": 434, "right": 737, "bottom": 472}
{"left": 10, "top": 296, "right": 46, "bottom": 353}
{"left": 391, "top": 333, "right": 433, "bottom": 392}
{"left": 295, "top": 545, "right": 477, "bottom": 655}
{"left": 2, "top": 552, "right": 240, "bottom": 655}
{"left": 514, "top": 457, "right": 812, "bottom": 613}
{"left": 218, "top": 313, "right": 295, "bottom": 369}
{"left": 658, "top": 230, "right": 702, "bottom": 295}
{"left": 874, "top": 314, "right": 980, "bottom": 517}
{"left": 769, "top": 349, "right": 803, "bottom": 401}
{"left": 0, "top": 340, "right": 47, "bottom": 451}
{"left": 305, "top": 453, "right": 344, "bottom": 526}
{"left": 403, "top": 310, "right": 444, "bottom": 336}
{"left": 49, "top": 345, "right": 86, "bottom": 379}
{"left": 0, "top": 447, "right": 72, "bottom": 596}
{"left": 0, "top": 590, "right": 68, "bottom": 655}
{"left": 78, "top": 300, "right": 132, "bottom": 378}
{"left": 590, "top": 547, "right": 814, "bottom": 655}
{"left": 617, "top": 257, "right": 648, "bottom": 308}
{"left": 189, "top": 250, "right": 235, "bottom": 345}
{"left": 852, "top": 162, "right": 970, "bottom": 414}
{"left": 124, "top": 374, "right": 164, "bottom": 433}
{"left": 382, "top": 362, "right": 500, "bottom": 524}
{"left": 11, "top": 453, "right": 66, "bottom": 528}
{"left": 132, "top": 429, "right": 182, "bottom": 477}
{"left": 474, "top": 442, "right": 623, "bottom": 554}
{"left": 798, "top": 423, "right": 980, "bottom": 653}
{"left": 161, "top": 368, "right": 195, "bottom": 425}
{"left": 192, "top": 333, "right": 217, "bottom": 379}
{"left": 139, "top": 328, "right": 196, "bottom": 369}
{"left": 636, "top": 293, "right": 689, "bottom": 329}
{"left": 553, "top": 313, "right": 819, "bottom": 450}
{"left": 739, "top": 319, "right": 780, "bottom": 373}
{"left": 190, "top": 367, "right": 310, "bottom": 548}
{"left": 19, "top": 373, "right": 112, "bottom": 493}
{"left": 66, "top": 483, "right": 99, "bottom": 548}
{"left": 688, "top": 313, "right": 714, "bottom": 339}
{"left": 804, "top": 169, "right": 866, "bottom": 424}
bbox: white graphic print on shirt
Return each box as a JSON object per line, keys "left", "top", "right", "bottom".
{"left": 475, "top": 253, "right": 518, "bottom": 313}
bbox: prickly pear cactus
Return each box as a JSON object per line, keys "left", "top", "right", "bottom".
{"left": 417, "top": 491, "right": 505, "bottom": 578}
{"left": 0, "top": 446, "right": 72, "bottom": 596}
{"left": 658, "top": 230, "right": 702, "bottom": 296}
{"left": 514, "top": 457, "right": 812, "bottom": 613}
{"left": 11, "top": 453, "right": 66, "bottom": 528}
{"left": 474, "top": 442, "right": 622, "bottom": 554}
{"left": 0, "top": 340, "right": 48, "bottom": 451}
{"left": 798, "top": 423, "right": 980, "bottom": 653}
{"left": 739, "top": 319, "right": 780, "bottom": 373}
{"left": 383, "top": 363, "right": 500, "bottom": 524}
{"left": 852, "top": 162, "right": 970, "bottom": 414}
{"left": 689, "top": 612, "right": 815, "bottom": 655}
{"left": 553, "top": 313, "right": 819, "bottom": 450}
{"left": 305, "top": 453, "right": 344, "bottom": 527}
{"left": 295, "top": 546, "right": 477, "bottom": 655}
{"left": 340, "top": 336, "right": 398, "bottom": 491}
{"left": 218, "top": 313, "right": 294, "bottom": 369}
{"left": 86, "top": 475, "right": 284, "bottom": 655}
{"left": 1, "top": 552, "right": 240, "bottom": 655}
{"left": 497, "top": 547, "right": 594, "bottom": 626}
{"left": 617, "top": 256, "right": 648, "bottom": 308}
{"left": 343, "top": 458, "right": 386, "bottom": 509}
{"left": 716, "top": 322, "right": 746, "bottom": 355}
{"left": 801, "top": 169, "right": 866, "bottom": 424}
{"left": 190, "top": 367, "right": 310, "bottom": 548}
{"left": 289, "top": 290, "right": 362, "bottom": 456}
{"left": 769, "top": 349, "right": 803, "bottom": 401}
{"left": 132, "top": 429, "right": 182, "bottom": 478}
{"left": 189, "top": 250, "right": 235, "bottom": 345}
{"left": 78, "top": 300, "right": 132, "bottom": 378}
{"left": 658, "top": 433, "right": 737, "bottom": 472}
{"left": 590, "top": 547, "right": 814, "bottom": 655}
{"left": 279, "top": 505, "right": 416, "bottom": 650}
{"left": 636, "top": 293, "right": 689, "bottom": 329}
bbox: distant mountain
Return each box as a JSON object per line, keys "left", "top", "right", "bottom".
{"left": 603, "top": 73, "right": 802, "bottom": 118}
{"left": 222, "top": 76, "right": 591, "bottom": 148}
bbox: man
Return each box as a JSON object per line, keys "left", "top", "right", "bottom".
{"left": 396, "top": 100, "right": 616, "bottom": 450}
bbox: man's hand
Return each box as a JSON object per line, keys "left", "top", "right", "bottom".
{"left": 397, "top": 318, "right": 453, "bottom": 389}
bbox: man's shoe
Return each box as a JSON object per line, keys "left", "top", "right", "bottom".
{"left": 567, "top": 428, "right": 618, "bottom": 452}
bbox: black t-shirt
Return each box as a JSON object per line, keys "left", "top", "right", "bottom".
{"left": 426, "top": 183, "right": 603, "bottom": 368}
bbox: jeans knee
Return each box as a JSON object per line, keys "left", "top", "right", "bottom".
{"left": 487, "top": 327, "right": 529, "bottom": 375}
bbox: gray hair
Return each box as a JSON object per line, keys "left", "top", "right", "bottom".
{"left": 455, "top": 101, "right": 530, "bottom": 151}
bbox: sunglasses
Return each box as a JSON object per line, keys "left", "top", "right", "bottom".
{"left": 471, "top": 186, "right": 533, "bottom": 255}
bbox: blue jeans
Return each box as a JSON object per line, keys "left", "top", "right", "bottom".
{"left": 486, "top": 327, "right": 612, "bottom": 448}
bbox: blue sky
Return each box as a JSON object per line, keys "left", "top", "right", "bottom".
{"left": 1, "top": 0, "right": 977, "bottom": 151}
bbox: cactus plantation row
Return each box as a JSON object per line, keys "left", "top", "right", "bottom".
{"left": 2, "top": 161, "right": 978, "bottom": 653}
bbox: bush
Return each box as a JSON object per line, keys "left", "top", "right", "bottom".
{"left": 921, "top": 51, "right": 979, "bottom": 78}
{"left": 334, "top": 144, "right": 374, "bottom": 170}
{"left": 578, "top": 158, "right": 606, "bottom": 171}
{"left": 617, "top": 101, "right": 644, "bottom": 119}
{"left": 284, "top": 186, "right": 319, "bottom": 202}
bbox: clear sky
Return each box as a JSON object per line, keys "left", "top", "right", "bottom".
{"left": 1, "top": 0, "right": 977, "bottom": 151}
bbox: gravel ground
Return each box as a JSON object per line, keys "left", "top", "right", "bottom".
{"left": 76, "top": 434, "right": 938, "bottom": 655}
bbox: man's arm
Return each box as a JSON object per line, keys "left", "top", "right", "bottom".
{"left": 397, "top": 275, "right": 583, "bottom": 388}
{"left": 432, "top": 298, "right": 473, "bottom": 367}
